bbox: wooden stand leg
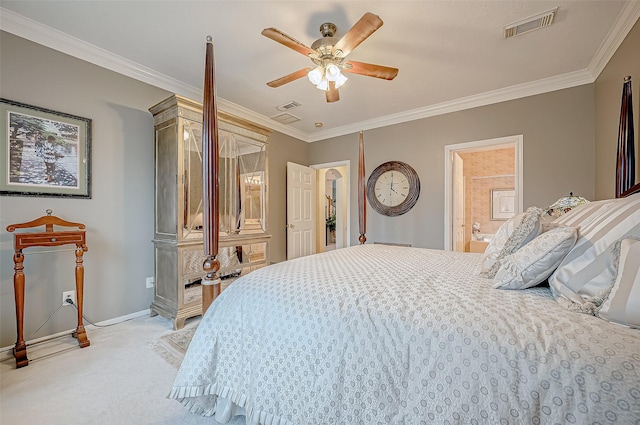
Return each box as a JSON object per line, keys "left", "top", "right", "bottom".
{"left": 12, "top": 251, "right": 29, "bottom": 368}
{"left": 74, "top": 246, "right": 90, "bottom": 348}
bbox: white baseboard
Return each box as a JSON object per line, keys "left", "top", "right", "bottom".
{"left": 1, "top": 309, "right": 151, "bottom": 362}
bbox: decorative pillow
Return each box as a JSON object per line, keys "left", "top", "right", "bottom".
{"left": 480, "top": 206, "right": 543, "bottom": 278}
{"left": 554, "top": 236, "right": 638, "bottom": 315}
{"left": 492, "top": 225, "right": 578, "bottom": 290}
{"left": 598, "top": 238, "right": 640, "bottom": 327}
{"left": 548, "top": 193, "right": 640, "bottom": 303}
{"left": 543, "top": 193, "right": 589, "bottom": 218}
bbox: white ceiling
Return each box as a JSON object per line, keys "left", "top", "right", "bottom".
{"left": 1, "top": 1, "right": 639, "bottom": 142}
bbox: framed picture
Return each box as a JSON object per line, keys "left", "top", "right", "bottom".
{"left": 1, "top": 98, "right": 91, "bottom": 198}
{"left": 491, "top": 189, "right": 515, "bottom": 220}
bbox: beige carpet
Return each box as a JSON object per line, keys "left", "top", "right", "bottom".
{"left": 0, "top": 314, "right": 244, "bottom": 425}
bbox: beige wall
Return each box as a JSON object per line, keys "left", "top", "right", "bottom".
{"left": 0, "top": 32, "right": 170, "bottom": 348}
{"left": 0, "top": 32, "right": 308, "bottom": 347}
{"left": 309, "top": 85, "right": 595, "bottom": 249}
{"left": 266, "top": 132, "right": 309, "bottom": 263}
{"left": 595, "top": 18, "right": 640, "bottom": 199}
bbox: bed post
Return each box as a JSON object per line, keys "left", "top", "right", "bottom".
{"left": 358, "top": 130, "right": 367, "bottom": 244}
{"left": 616, "top": 76, "right": 635, "bottom": 198}
{"left": 201, "top": 36, "right": 221, "bottom": 314}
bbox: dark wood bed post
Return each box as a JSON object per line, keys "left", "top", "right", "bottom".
{"left": 201, "top": 36, "right": 221, "bottom": 314}
{"left": 616, "top": 76, "right": 635, "bottom": 198}
{"left": 358, "top": 130, "right": 367, "bottom": 244}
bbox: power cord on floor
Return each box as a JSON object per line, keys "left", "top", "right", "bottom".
{"left": 1, "top": 303, "right": 67, "bottom": 356}
{"left": 27, "top": 304, "right": 65, "bottom": 342}
{"left": 1, "top": 297, "right": 142, "bottom": 357}
{"left": 65, "top": 298, "right": 139, "bottom": 328}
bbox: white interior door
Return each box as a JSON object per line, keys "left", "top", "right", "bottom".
{"left": 453, "top": 152, "right": 465, "bottom": 252}
{"left": 287, "top": 162, "right": 316, "bottom": 260}
{"left": 335, "top": 175, "right": 345, "bottom": 248}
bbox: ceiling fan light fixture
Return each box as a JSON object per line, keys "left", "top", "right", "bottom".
{"left": 307, "top": 66, "right": 324, "bottom": 86}
{"left": 334, "top": 72, "right": 348, "bottom": 89}
{"left": 316, "top": 78, "right": 329, "bottom": 91}
{"left": 325, "top": 63, "right": 341, "bottom": 81}
{"left": 262, "top": 12, "right": 397, "bottom": 102}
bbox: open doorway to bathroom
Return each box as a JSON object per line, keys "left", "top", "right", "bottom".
{"left": 311, "top": 161, "right": 350, "bottom": 253}
{"left": 444, "top": 135, "right": 523, "bottom": 252}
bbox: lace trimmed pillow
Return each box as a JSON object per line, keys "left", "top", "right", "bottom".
{"left": 493, "top": 225, "right": 578, "bottom": 290}
{"left": 480, "top": 206, "right": 543, "bottom": 279}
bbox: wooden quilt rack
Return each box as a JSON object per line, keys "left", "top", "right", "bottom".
{"left": 6, "top": 210, "right": 90, "bottom": 368}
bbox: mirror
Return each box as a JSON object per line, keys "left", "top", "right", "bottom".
{"left": 181, "top": 118, "right": 267, "bottom": 239}
{"left": 219, "top": 131, "right": 267, "bottom": 235}
{"left": 183, "top": 118, "right": 203, "bottom": 238}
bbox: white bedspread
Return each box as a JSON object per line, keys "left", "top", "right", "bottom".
{"left": 170, "top": 244, "right": 640, "bottom": 424}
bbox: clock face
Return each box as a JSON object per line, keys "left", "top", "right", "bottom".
{"left": 373, "top": 170, "right": 410, "bottom": 207}
{"left": 367, "top": 161, "right": 420, "bottom": 217}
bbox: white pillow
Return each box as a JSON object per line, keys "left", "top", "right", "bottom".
{"left": 493, "top": 226, "right": 578, "bottom": 290}
{"left": 598, "top": 238, "right": 640, "bottom": 327}
{"left": 549, "top": 193, "right": 640, "bottom": 303}
{"left": 480, "top": 206, "right": 543, "bottom": 278}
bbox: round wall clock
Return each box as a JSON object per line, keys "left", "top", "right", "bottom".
{"left": 367, "top": 161, "right": 420, "bottom": 216}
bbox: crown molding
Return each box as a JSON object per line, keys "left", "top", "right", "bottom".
{"left": 306, "top": 69, "right": 595, "bottom": 142}
{"left": 216, "top": 98, "right": 309, "bottom": 142}
{"left": 0, "top": 7, "right": 309, "bottom": 142}
{"left": 2, "top": 5, "right": 637, "bottom": 144}
{"left": 0, "top": 8, "right": 201, "bottom": 100}
{"left": 589, "top": 0, "right": 640, "bottom": 78}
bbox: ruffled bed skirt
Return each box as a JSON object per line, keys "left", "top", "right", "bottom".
{"left": 169, "top": 383, "right": 295, "bottom": 425}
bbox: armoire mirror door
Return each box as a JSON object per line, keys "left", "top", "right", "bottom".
{"left": 182, "top": 124, "right": 267, "bottom": 238}
{"left": 219, "top": 133, "right": 267, "bottom": 235}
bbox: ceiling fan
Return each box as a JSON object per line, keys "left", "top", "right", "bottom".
{"left": 261, "top": 12, "right": 399, "bottom": 103}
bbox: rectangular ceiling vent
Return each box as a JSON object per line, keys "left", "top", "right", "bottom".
{"left": 271, "top": 112, "right": 300, "bottom": 124}
{"left": 504, "top": 7, "right": 558, "bottom": 39}
{"left": 276, "top": 101, "right": 302, "bottom": 111}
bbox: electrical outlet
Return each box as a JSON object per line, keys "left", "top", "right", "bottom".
{"left": 146, "top": 276, "right": 154, "bottom": 289}
{"left": 62, "top": 290, "right": 76, "bottom": 306}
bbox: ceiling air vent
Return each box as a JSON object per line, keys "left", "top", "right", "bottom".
{"left": 270, "top": 112, "right": 300, "bottom": 124}
{"left": 504, "top": 7, "right": 558, "bottom": 39}
{"left": 276, "top": 101, "right": 302, "bottom": 111}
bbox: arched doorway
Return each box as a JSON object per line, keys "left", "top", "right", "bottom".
{"left": 312, "top": 161, "right": 350, "bottom": 253}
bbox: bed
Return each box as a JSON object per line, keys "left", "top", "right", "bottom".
{"left": 169, "top": 40, "right": 640, "bottom": 424}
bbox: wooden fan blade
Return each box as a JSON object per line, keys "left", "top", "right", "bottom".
{"left": 326, "top": 81, "right": 340, "bottom": 103}
{"left": 333, "top": 12, "right": 383, "bottom": 57}
{"left": 261, "top": 28, "right": 316, "bottom": 57}
{"left": 343, "top": 60, "right": 398, "bottom": 80}
{"left": 267, "top": 67, "right": 313, "bottom": 88}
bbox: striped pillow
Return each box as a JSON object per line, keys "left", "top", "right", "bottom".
{"left": 598, "top": 238, "right": 640, "bottom": 327}
{"left": 549, "top": 193, "right": 640, "bottom": 303}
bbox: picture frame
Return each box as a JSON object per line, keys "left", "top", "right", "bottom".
{"left": 491, "top": 189, "right": 515, "bottom": 220}
{"left": 1, "top": 98, "right": 91, "bottom": 198}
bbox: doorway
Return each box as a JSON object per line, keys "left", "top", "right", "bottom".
{"left": 311, "top": 161, "right": 350, "bottom": 253}
{"left": 444, "top": 135, "right": 523, "bottom": 252}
